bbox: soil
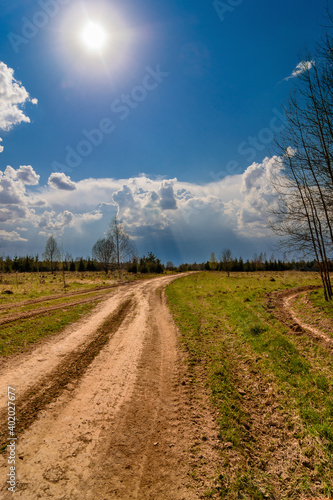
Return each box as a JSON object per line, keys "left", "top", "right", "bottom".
{"left": 267, "top": 286, "right": 333, "bottom": 350}
{"left": 0, "top": 274, "right": 222, "bottom": 499}
{"left": 0, "top": 278, "right": 332, "bottom": 499}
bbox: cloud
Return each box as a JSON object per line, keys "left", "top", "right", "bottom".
{"left": 0, "top": 165, "right": 42, "bottom": 226}
{"left": 0, "top": 62, "right": 37, "bottom": 131}
{"left": 48, "top": 173, "right": 76, "bottom": 191}
{"left": 284, "top": 60, "right": 315, "bottom": 81}
{"left": 0, "top": 138, "right": 3, "bottom": 153}
{"left": 0, "top": 162, "right": 284, "bottom": 261}
{"left": 286, "top": 147, "right": 296, "bottom": 158}
{"left": 112, "top": 185, "right": 138, "bottom": 212}
{"left": 0, "top": 173, "right": 26, "bottom": 205}
{"left": 38, "top": 210, "right": 75, "bottom": 232}
{"left": 159, "top": 181, "right": 177, "bottom": 210}
{"left": 233, "top": 156, "right": 282, "bottom": 237}
{"left": 5, "top": 165, "right": 40, "bottom": 185}
{"left": 0, "top": 229, "right": 28, "bottom": 242}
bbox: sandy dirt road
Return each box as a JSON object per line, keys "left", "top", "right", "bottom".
{"left": 0, "top": 274, "right": 221, "bottom": 499}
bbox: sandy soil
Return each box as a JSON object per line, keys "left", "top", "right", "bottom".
{"left": 267, "top": 286, "right": 333, "bottom": 350}
{"left": 0, "top": 274, "right": 222, "bottom": 499}
{"left": 284, "top": 293, "right": 333, "bottom": 345}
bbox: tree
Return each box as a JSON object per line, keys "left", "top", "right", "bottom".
{"left": 60, "top": 251, "right": 71, "bottom": 289}
{"left": 139, "top": 252, "right": 164, "bottom": 274}
{"left": 221, "top": 248, "right": 232, "bottom": 277}
{"left": 270, "top": 23, "right": 333, "bottom": 300}
{"left": 107, "top": 217, "right": 134, "bottom": 277}
{"left": 128, "top": 256, "right": 138, "bottom": 274}
{"left": 209, "top": 252, "right": 218, "bottom": 270}
{"left": 43, "top": 236, "right": 60, "bottom": 274}
{"left": 92, "top": 238, "right": 115, "bottom": 274}
{"left": 78, "top": 258, "right": 85, "bottom": 272}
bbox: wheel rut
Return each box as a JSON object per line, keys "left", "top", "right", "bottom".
{"left": 0, "top": 273, "right": 215, "bottom": 499}
{"left": 0, "top": 298, "right": 133, "bottom": 451}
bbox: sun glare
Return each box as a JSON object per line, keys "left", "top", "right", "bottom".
{"left": 80, "top": 22, "right": 108, "bottom": 51}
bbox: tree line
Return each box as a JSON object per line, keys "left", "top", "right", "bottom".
{"left": 0, "top": 247, "right": 325, "bottom": 275}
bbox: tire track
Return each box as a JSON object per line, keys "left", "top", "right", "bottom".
{"left": 0, "top": 273, "right": 211, "bottom": 500}
{"left": 0, "top": 299, "right": 133, "bottom": 451}
{"left": 267, "top": 285, "right": 333, "bottom": 349}
{"left": 0, "top": 284, "right": 120, "bottom": 312}
{"left": 0, "top": 293, "right": 110, "bottom": 326}
{"left": 283, "top": 292, "right": 333, "bottom": 346}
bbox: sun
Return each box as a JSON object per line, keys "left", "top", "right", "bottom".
{"left": 80, "top": 22, "right": 108, "bottom": 51}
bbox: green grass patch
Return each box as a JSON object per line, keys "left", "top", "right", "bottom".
{"left": 0, "top": 270, "right": 173, "bottom": 306}
{"left": 0, "top": 301, "right": 99, "bottom": 357}
{"left": 308, "top": 289, "right": 333, "bottom": 320}
{"left": 167, "top": 271, "right": 333, "bottom": 498}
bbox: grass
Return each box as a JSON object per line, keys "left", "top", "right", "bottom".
{"left": 0, "top": 271, "right": 116, "bottom": 305}
{"left": 0, "top": 270, "right": 170, "bottom": 305}
{"left": 167, "top": 271, "right": 333, "bottom": 499}
{"left": 0, "top": 301, "right": 100, "bottom": 357}
{"left": 0, "top": 270, "right": 172, "bottom": 356}
{"left": 308, "top": 289, "right": 333, "bottom": 320}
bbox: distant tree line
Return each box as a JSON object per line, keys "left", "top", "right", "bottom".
{"left": 1, "top": 220, "right": 330, "bottom": 276}
{"left": 0, "top": 254, "right": 98, "bottom": 274}
{"left": 0, "top": 253, "right": 326, "bottom": 274}
{"left": 0, "top": 251, "right": 328, "bottom": 275}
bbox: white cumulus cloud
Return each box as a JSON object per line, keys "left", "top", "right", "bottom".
{"left": 5, "top": 165, "right": 40, "bottom": 185}
{"left": 48, "top": 173, "right": 76, "bottom": 191}
{"left": 0, "top": 229, "right": 28, "bottom": 242}
{"left": 0, "top": 62, "right": 37, "bottom": 131}
{"left": 0, "top": 161, "right": 286, "bottom": 261}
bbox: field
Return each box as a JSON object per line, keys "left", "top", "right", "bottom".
{"left": 166, "top": 271, "right": 333, "bottom": 499}
{"left": 0, "top": 271, "right": 160, "bottom": 357}
{"left": 0, "top": 270, "right": 332, "bottom": 498}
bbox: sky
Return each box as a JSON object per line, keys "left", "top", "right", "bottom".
{"left": 0, "top": 0, "right": 330, "bottom": 264}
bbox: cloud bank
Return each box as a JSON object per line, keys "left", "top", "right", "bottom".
{"left": 0, "top": 157, "right": 281, "bottom": 262}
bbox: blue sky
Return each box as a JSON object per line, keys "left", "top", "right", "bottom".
{"left": 0, "top": 0, "right": 330, "bottom": 263}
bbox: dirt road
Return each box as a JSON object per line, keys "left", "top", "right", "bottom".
{"left": 0, "top": 274, "right": 221, "bottom": 499}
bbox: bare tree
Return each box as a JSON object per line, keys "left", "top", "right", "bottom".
{"left": 92, "top": 238, "right": 115, "bottom": 274}
{"left": 43, "top": 236, "right": 60, "bottom": 274}
{"left": 270, "top": 24, "right": 333, "bottom": 300}
{"left": 221, "top": 248, "right": 232, "bottom": 277}
{"left": 107, "top": 217, "right": 134, "bottom": 277}
{"left": 209, "top": 252, "right": 218, "bottom": 270}
{"left": 166, "top": 261, "right": 175, "bottom": 271}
